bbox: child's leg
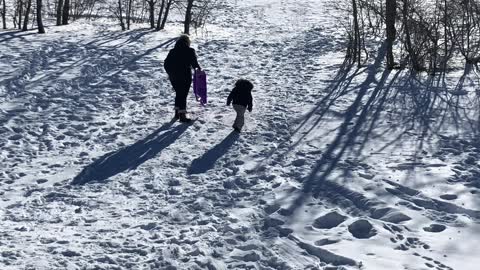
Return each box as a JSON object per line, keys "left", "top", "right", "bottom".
{"left": 233, "top": 104, "right": 247, "bottom": 130}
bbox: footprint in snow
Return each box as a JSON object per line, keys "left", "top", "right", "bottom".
{"left": 8, "top": 134, "right": 23, "bottom": 140}
{"left": 36, "top": 179, "right": 48, "bottom": 184}
{"left": 439, "top": 194, "right": 458, "bottom": 200}
{"left": 423, "top": 224, "right": 447, "bottom": 233}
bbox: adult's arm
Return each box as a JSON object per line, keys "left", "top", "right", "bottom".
{"left": 191, "top": 48, "right": 201, "bottom": 70}
{"left": 164, "top": 50, "right": 173, "bottom": 76}
{"left": 247, "top": 93, "right": 253, "bottom": 112}
{"left": 227, "top": 88, "right": 235, "bottom": 105}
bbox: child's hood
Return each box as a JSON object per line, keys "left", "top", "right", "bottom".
{"left": 235, "top": 79, "right": 254, "bottom": 92}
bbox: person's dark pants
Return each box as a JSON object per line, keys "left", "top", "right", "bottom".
{"left": 170, "top": 78, "right": 192, "bottom": 113}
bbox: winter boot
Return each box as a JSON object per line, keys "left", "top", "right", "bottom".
{"left": 179, "top": 112, "right": 192, "bottom": 123}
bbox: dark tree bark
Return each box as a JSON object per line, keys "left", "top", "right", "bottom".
{"left": 444, "top": 0, "right": 447, "bottom": 57}
{"left": 37, "top": 0, "right": 45, "bottom": 33}
{"left": 118, "top": 0, "right": 125, "bottom": 30}
{"left": 147, "top": 0, "right": 155, "bottom": 29}
{"left": 156, "top": 0, "right": 165, "bottom": 30}
{"left": 22, "top": 0, "right": 32, "bottom": 31}
{"left": 160, "top": 0, "right": 172, "bottom": 30}
{"left": 184, "top": 0, "right": 194, "bottom": 34}
{"left": 1, "top": 0, "right": 6, "bottom": 29}
{"left": 126, "top": 0, "right": 133, "bottom": 30}
{"left": 402, "top": 0, "right": 420, "bottom": 70}
{"left": 18, "top": 0, "right": 24, "bottom": 30}
{"left": 385, "top": 0, "right": 397, "bottom": 69}
{"left": 352, "top": 0, "right": 361, "bottom": 66}
{"left": 56, "top": 0, "right": 63, "bottom": 25}
{"left": 62, "top": 0, "right": 69, "bottom": 25}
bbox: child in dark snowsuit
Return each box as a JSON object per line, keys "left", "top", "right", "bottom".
{"left": 227, "top": 79, "right": 253, "bottom": 132}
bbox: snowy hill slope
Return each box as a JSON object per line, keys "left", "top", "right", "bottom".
{"left": 1, "top": 0, "right": 480, "bottom": 269}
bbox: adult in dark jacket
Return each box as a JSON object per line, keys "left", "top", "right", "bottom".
{"left": 227, "top": 79, "right": 253, "bottom": 132}
{"left": 164, "top": 35, "right": 201, "bottom": 122}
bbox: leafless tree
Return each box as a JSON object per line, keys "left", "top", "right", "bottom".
{"left": 37, "top": 0, "right": 45, "bottom": 33}
{"left": 126, "top": 0, "right": 133, "bottom": 29}
{"left": 385, "top": 0, "right": 396, "bottom": 69}
{"left": 147, "top": 0, "right": 156, "bottom": 28}
{"left": 156, "top": 0, "right": 173, "bottom": 30}
{"left": 184, "top": 0, "right": 193, "bottom": 34}
{"left": 351, "top": 0, "right": 361, "bottom": 66}
{"left": 1, "top": 0, "right": 6, "bottom": 29}
{"left": 116, "top": 0, "right": 126, "bottom": 30}
{"left": 22, "top": 0, "right": 32, "bottom": 31}
{"left": 181, "top": 0, "right": 220, "bottom": 34}
{"left": 62, "top": 0, "right": 69, "bottom": 24}
{"left": 56, "top": 0, "right": 63, "bottom": 25}
{"left": 352, "top": 0, "right": 480, "bottom": 72}
{"left": 17, "top": 0, "right": 24, "bottom": 30}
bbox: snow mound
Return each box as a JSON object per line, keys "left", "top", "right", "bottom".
{"left": 370, "top": 207, "right": 411, "bottom": 224}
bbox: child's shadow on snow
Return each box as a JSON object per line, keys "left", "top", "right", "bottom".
{"left": 71, "top": 122, "right": 189, "bottom": 185}
{"left": 188, "top": 132, "right": 240, "bottom": 175}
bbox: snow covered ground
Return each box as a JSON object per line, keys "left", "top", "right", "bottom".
{"left": 1, "top": 0, "right": 480, "bottom": 269}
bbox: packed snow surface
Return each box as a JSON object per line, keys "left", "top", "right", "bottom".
{"left": 1, "top": 0, "right": 480, "bottom": 269}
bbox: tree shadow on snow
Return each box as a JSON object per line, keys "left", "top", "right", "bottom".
{"left": 276, "top": 42, "right": 480, "bottom": 214}
{"left": 71, "top": 121, "right": 189, "bottom": 185}
{"left": 187, "top": 132, "right": 240, "bottom": 174}
{"left": 0, "top": 30, "right": 37, "bottom": 43}
{"left": 1, "top": 33, "right": 179, "bottom": 126}
{"left": 306, "top": 48, "right": 395, "bottom": 183}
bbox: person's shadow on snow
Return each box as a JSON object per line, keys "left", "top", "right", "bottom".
{"left": 188, "top": 132, "right": 240, "bottom": 174}
{"left": 72, "top": 122, "right": 189, "bottom": 185}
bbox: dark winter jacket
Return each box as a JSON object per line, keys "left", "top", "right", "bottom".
{"left": 164, "top": 41, "right": 200, "bottom": 81}
{"left": 227, "top": 80, "right": 253, "bottom": 111}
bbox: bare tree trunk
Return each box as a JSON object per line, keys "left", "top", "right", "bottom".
{"left": 465, "top": 0, "right": 471, "bottom": 60}
{"left": 430, "top": 11, "right": 439, "bottom": 74}
{"left": 13, "top": 3, "right": 17, "bottom": 28}
{"left": 352, "top": 0, "right": 361, "bottom": 66}
{"left": 22, "top": 0, "right": 32, "bottom": 31}
{"left": 18, "top": 0, "right": 24, "bottom": 30}
{"left": 443, "top": 0, "right": 448, "bottom": 69}
{"left": 127, "top": 0, "right": 133, "bottom": 30}
{"left": 385, "top": 0, "right": 396, "bottom": 69}
{"left": 402, "top": 0, "right": 420, "bottom": 70}
{"left": 1, "top": 0, "right": 6, "bottom": 29}
{"left": 160, "top": 0, "right": 172, "bottom": 30}
{"left": 62, "top": 0, "right": 69, "bottom": 25}
{"left": 126, "top": 0, "right": 133, "bottom": 30}
{"left": 56, "top": 0, "right": 63, "bottom": 25}
{"left": 148, "top": 0, "right": 155, "bottom": 29}
{"left": 37, "top": 0, "right": 45, "bottom": 33}
{"left": 118, "top": 0, "right": 125, "bottom": 30}
{"left": 184, "top": 0, "right": 194, "bottom": 34}
{"left": 156, "top": 0, "right": 165, "bottom": 30}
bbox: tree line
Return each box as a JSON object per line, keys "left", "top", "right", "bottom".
{"left": 1, "top": 0, "right": 219, "bottom": 34}
{"left": 347, "top": 0, "right": 480, "bottom": 73}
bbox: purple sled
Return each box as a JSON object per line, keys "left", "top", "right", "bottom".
{"left": 193, "top": 70, "right": 207, "bottom": 106}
